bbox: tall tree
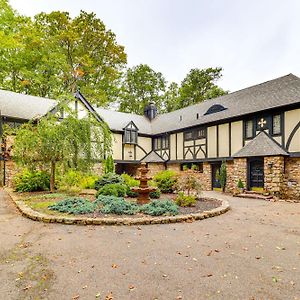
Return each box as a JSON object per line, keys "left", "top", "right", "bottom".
{"left": 161, "top": 82, "right": 180, "bottom": 113}
{"left": 0, "top": 7, "right": 127, "bottom": 106}
{"left": 12, "top": 111, "right": 112, "bottom": 192}
{"left": 118, "top": 64, "right": 166, "bottom": 114}
{"left": 177, "top": 67, "right": 227, "bottom": 109}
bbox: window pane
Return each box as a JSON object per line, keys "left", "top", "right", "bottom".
{"left": 185, "top": 131, "right": 193, "bottom": 140}
{"left": 197, "top": 128, "right": 206, "bottom": 139}
{"left": 157, "top": 138, "right": 161, "bottom": 149}
{"left": 162, "top": 137, "right": 166, "bottom": 149}
{"left": 273, "top": 115, "right": 281, "bottom": 135}
{"left": 245, "top": 120, "right": 253, "bottom": 138}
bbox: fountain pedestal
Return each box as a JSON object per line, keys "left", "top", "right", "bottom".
{"left": 131, "top": 163, "right": 157, "bottom": 204}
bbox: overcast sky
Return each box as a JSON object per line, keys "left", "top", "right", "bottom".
{"left": 9, "top": 0, "right": 300, "bottom": 92}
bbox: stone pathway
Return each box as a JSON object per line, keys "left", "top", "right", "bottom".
{"left": 0, "top": 189, "right": 300, "bottom": 299}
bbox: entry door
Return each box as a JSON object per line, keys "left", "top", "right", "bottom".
{"left": 211, "top": 163, "right": 221, "bottom": 189}
{"left": 249, "top": 158, "right": 264, "bottom": 189}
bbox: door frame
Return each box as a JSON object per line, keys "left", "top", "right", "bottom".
{"left": 211, "top": 162, "right": 222, "bottom": 190}
{"left": 247, "top": 157, "right": 264, "bottom": 190}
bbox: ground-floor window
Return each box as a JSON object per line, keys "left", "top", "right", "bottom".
{"left": 180, "top": 162, "right": 203, "bottom": 172}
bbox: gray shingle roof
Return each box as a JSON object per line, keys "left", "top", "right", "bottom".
{"left": 141, "top": 151, "right": 165, "bottom": 163}
{"left": 0, "top": 89, "right": 57, "bottom": 120}
{"left": 95, "top": 73, "right": 300, "bottom": 135}
{"left": 233, "top": 131, "right": 289, "bottom": 158}
{"left": 95, "top": 108, "right": 153, "bottom": 134}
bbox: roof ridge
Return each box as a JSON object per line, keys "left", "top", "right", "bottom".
{"left": 160, "top": 73, "right": 299, "bottom": 117}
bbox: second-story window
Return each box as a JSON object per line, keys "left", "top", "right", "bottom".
{"left": 154, "top": 135, "right": 169, "bottom": 150}
{"left": 272, "top": 114, "right": 281, "bottom": 135}
{"left": 124, "top": 121, "right": 138, "bottom": 144}
{"left": 245, "top": 120, "right": 254, "bottom": 139}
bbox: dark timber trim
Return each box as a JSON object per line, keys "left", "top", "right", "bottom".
{"left": 229, "top": 122, "right": 232, "bottom": 157}
{"left": 216, "top": 125, "right": 219, "bottom": 158}
{"left": 286, "top": 120, "right": 300, "bottom": 151}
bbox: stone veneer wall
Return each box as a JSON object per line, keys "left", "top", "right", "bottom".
{"left": 225, "top": 161, "right": 235, "bottom": 193}
{"left": 227, "top": 158, "right": 247, "bottom": 193}
{"left": 264, "top": 156, "right": 285, "bottom": 196}
{"left": 147, "top": 162, "right": 166, "bottom": 176}
{"left": 167, "top": 163, "right": 181, "bottom": 172}
{"left": 166, "top": 162, "right": 211, "bottom": 190}
{"left": 283, "top": 157, "right": 300, "bottom": 200}
{"left": 5, "top": 160, "right": 20, "bottom": 188}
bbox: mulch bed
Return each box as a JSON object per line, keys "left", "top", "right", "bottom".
{"left": 17, "top": 191, "right": 222, "bottom": 219}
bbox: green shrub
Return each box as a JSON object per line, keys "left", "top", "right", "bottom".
{"left": 14, "top": 170, "right": 50, "bottom": 192}
{"left": 101, "top": 198, "right": 139, "bottom": 215}
{"left": 57, "top": 170, "right": 98, "bottom": 190}
{"left": 140, "top": 199, "right": 179, "bottom": 216}
{"left": 96, "top": 183, "right": 127, "bottom": 198}
{"left": 103, "top": 155, "right": 115, "bottom": 174}
{"left": 175, "top": 191, "right": 196, "bottom": 207}
{"left": 153, "top": 170, "right": 178, "bottom": 193}
{"left": 217, "top": 161, "right": 227, "bottom": 192}
{"left": 48, "top": 197, "right": 94, "bottom": 214}
{"left": 149, "top": 188, "right": 161, "bottom": 199}
{"left": 121, "top": 173, "right": 139, "bottom": 197}
{"left": 95, "top": 195, "right": 139, "bottom": 215}
{"left": 95, "top": 173, "right": 124, "bottom": 190}
{"left": 237, "top": 179, "right": 244, "bottom": 189}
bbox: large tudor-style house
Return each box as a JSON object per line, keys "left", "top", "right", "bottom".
{"left": 0, "top": 74, "right": 300, "bottom": 199}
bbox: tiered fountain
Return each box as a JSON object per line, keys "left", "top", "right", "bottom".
{"left": 131, "top": 163, "right": 157, "bottom": 204}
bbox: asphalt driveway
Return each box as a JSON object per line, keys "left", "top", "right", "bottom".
{"left": 0, "top": 189, "right": 299, "bottom": 300}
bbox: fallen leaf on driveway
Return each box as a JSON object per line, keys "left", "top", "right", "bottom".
{"left": 72, "top": 295, "right": 80, "bottom": 300}
{"left": 23, "top": 285, "right": 32, "bottom": 291}
{"left": 207, "top": 250, "right": 213, "bottom": 256}
{"left": 105, "top": 292, "right": 113, "bottom": 299}
{"left": 95, "top": 292, "right": 101, "bottom": 298}
{"left": 111, "top": 264, "right": 118, "bottom": 269}
{"left": 128, "top": 285, "right": 135, "bottom": 290}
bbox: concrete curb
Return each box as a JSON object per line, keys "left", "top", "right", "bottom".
{"left": 7, "top": 190, "right": 231, "bottom": 226}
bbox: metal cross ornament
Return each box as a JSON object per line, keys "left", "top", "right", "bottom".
{"left": 258, "top": 118, "right": 267, "bottom": 129}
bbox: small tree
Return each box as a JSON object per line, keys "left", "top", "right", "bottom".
{"left": 12, "top": 112, "right": 111, "bottom": 192}
{"left": 176, "top": 169, "right": 202, "bottom": 197}
{"left": 103, "top": 155, "right": 115, "bottom": 174}
{"left": 217, "top": 161, "right": 227, "bottom": 192}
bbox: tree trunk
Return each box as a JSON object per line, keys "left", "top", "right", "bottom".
{"left": 50, "top": 161, "right": 55, "bottom": 193}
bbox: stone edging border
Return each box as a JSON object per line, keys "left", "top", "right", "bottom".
{"left": 7, "top": 189, "right": 231, "bottom": 226}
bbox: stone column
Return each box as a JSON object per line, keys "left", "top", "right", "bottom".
{"left": 264, "top": 156, "right": 285, "bottom": 196}
{"left": 283, "top": 157, "right": 300, "bottom": 200}
{"left": 228, "top": 158, "right": 247, "bottom": 193}
{"left": 202, "top": 162, "right": 211, "bottom": 190}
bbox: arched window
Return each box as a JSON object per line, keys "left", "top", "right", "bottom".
{"left": 124, "top": 121, "right": 138, "bottom": 144}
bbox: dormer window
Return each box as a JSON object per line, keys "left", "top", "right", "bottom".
{"left": 204, "top": 104, "right": 227, "bottom": 115}
{"left": 124, "top": 121, "right": 138, "bottom": 144}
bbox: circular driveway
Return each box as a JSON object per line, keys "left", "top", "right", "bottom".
{"left": 0, "top": 189, "right": 299, "bottom": 299}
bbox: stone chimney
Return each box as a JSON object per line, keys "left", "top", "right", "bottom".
{"left": 144, "top": 102, "right": 158, "bottom": 121}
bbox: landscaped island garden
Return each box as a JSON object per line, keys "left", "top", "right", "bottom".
{"left": 10, "top": 163, "right": 224, "bottom": 223}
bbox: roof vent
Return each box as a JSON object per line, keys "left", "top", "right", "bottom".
{"left": 144, "top": 102, "right": 157, "bottom": 121}
{"left": 204, "top": 104, "right": 227, "bottom": 115}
